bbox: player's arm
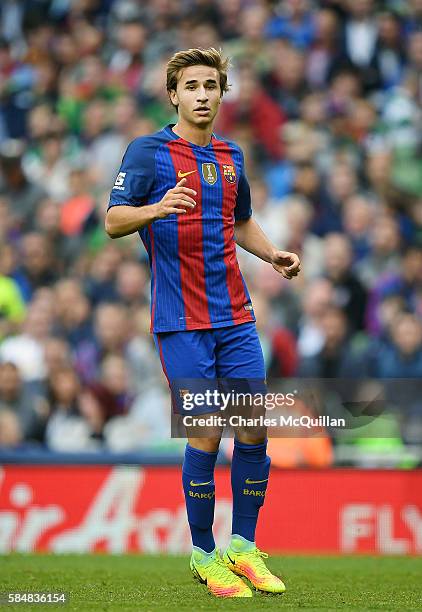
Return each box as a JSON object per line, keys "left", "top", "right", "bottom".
{"left": 234, "top": 217, "right": 275, "bottom": 263}
{"left": 235, "top": 217, "right": 300, "bottom": 280}
{"left": 105, "top": 178, "right": 196, "bottom": 238}
{"left": 105, "top": 204, "right": 159, "bottom": 238}
{"left": 233, "top": 152, "right": 300, "bottom": 279}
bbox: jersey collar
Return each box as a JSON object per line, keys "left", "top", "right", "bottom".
{"left": 164, "top": 124, "right": 215, "bottom": 150}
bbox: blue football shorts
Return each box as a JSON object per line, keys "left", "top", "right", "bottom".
{"left": 153, "top": 322, "right": 266, "bottom": 415}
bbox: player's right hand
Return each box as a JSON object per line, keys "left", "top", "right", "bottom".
{"left": 154, "top": 178, "right": 197, "bottom": 218}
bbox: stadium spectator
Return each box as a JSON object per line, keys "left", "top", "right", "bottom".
{"left": 297, "top": 278, "right": 335, "bottom": 358}
{"left": 0, "top": 39, "right": 36, "bottom": 138}
{"left": 0, "top": 408, "right": 22, "bottom": 448}
{"left": 340, "top": 0, "right": 380, "bottom": 92}
{"left": 78, "top": 383, "right": 122, "bottom": 442}
{"left": 374, "top": 11, "right": 406, "bottom": 90}
{"left": 250, "top": 291, "right": 298, "bottom": 376}
{"left": 0, "top": 196, "right": 17, "bottom": 242}
{"left": 367, "top": 312, "right": 422, "bottom": 443}
{"left": 265, "top": 0, "right": 315, "bottom": 48}
{"left": 217, "top": 64, "right": 286, "bottom": 161}
{"left": 44, "top": 366, "right": 96, "bottom": 451}
{"left": 13, "top": 232, "right": 58, "bottom": 301}
{"left": 405, "top": 0, "right": 422, "bottom": 34}
{"left": 369, "top": 311, "right": 422, "bottom": 379}
{"left": 43, "top": 336, "right": 73, "bottom": 378}
{"left": 225, "top": 5, "right": 271, "bottom": 72}
{"left": 23, "top": 131, "right": 73, "bottom": 201}
{"left": 115, "top": 260, "right": 148, "bottom": 310}
{"left": 322, "top": 233, "right": 368, "bottom": 331}
{"left": 341, "top": 194, "right": 374, "bottom": 262}
{"left": 0, "top": 361, "right": 47, "bottom": 442}
{"left": 0, "top": 302, "right": 51, "bottom": 382}
{"left": 280, "top": 195, "right": 324, "bottom": 283}
{"left": 0, "top": 140, "right": 47, "bottom": 230}
{"left": 53, "top": 279, "right": 93, "bottom": 349}
{"left": 34, "top": 198, "right": 79, "bottom": 266}
{"left": 265, "top": 44, "right": 309, "bottom": 119}
{"left": 358, "top": 214, "right": 402, "bottom": 288}
{"left": 84, "top": 243, "right": 122, "bottom": 306}
{"left": 298, "top": 305, "right": 365, "bottom": 377}
{"left": 313, "top": 162, "right": 358, "bottom": 236}
{"left": 366, "top": 244, "right": 422, "bottom": 335}
{"left": 99, "top": 353, "right": 134, "bottom": 415}
{"left": 73, "top": 303, "right": 150, "bottom": 386}
{"left": 306, "top": 8, "right": 340, "bottom": 88}
{"left": 109, "top": 20, "right": 146, "bottom": 93}
{"left": 73, "top": 302, "right": 129, "bottom": 383}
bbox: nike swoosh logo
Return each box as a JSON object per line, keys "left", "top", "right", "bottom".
{"left": 245, "top": 478, "right": 269, "bottom": 485}
{"left": 192, "top": 565, "right": 207, "bottom": 584}
{"left": 190, "top": 479, "right": 213, "bottom": 487}
{"left": 178, "top": 169, "right": 197, "bottom": 178}
{"left": 226, "top": 552, "right": 235, "bottom": 565}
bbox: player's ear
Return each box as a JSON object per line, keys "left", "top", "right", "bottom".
{"left": 169, "top": 89, "right": 178, "bottom": 107}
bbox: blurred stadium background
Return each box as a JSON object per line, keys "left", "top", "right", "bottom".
{"left": 0, "top": 0, "right": 422, "bottom": 557}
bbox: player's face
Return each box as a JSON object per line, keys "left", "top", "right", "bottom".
{"left": 170, "top": 65, "right": 222, "bottom": 127}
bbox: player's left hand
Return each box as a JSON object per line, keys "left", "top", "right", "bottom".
{"left": 271, "top": 250, "right": 301, "bottom": 279}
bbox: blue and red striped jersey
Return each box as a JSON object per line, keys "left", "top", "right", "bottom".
{"left": 108, "top": 124, "right": 255, "bottom": 333}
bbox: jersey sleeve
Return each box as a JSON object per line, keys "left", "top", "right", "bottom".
{"left": 234, "top": 150, "right": 252, "bottom": 221}
{"left": 108, "top": 137, "right": 156, "bottom": 210}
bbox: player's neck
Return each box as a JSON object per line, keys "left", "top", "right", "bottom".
{"left": 172, "top": 121, "right": 213, "bottom": 147}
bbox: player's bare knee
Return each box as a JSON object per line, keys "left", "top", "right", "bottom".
{"left": 188, "top": 437, "right": 221, "bottom": 453}
{"left": 234, "top": 429, "right": 267, "bottom": 446}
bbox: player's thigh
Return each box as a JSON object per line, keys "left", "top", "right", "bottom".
{"left": 215, "top": 323, "right": 267, "bottom": 443}
{"left": 215, "top": 322, "right": 265, "bottom": 379}
{"left": 154, "top": 330, "right": 223, "bottom": 443}
{"left": 154, "top": 329, "right": 217, "bottom": 379}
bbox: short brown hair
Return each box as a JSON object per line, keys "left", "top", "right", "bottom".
{"left": 166, "top": 48, "right": 230, "bottom": 108}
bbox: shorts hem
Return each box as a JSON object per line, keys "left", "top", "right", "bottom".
{"left": 151, "top": 316, "right": 256, "bottom": 334}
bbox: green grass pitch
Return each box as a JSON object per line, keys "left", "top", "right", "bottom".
{"left": 2, "top": 554, "right": 422, "bottom": 611}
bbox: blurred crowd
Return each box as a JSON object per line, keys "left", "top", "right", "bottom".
{"left": 0, "top": 0, "right": 422, "bottom": 462}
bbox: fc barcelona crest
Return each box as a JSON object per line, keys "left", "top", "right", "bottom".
{"left": 222, "top": 164, "right": 236, "bottom": 184}
{"left": 202, "top": 162, "right": 217, "bottom": 185}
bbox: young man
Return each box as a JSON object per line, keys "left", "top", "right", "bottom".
{"left": 106, "top": 48, "right": 300, "bottom": 598}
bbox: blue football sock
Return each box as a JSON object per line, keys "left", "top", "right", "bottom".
{"left": 231, "top": 439, "right": 270, "bottom": 542}
{"left": 182, "top": 444, "right": 218, "bottom": 553}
